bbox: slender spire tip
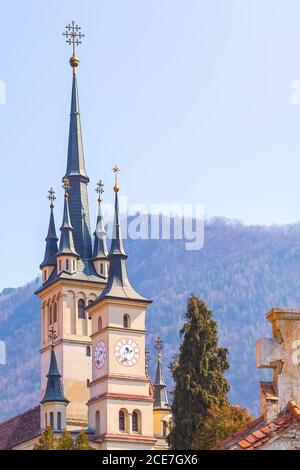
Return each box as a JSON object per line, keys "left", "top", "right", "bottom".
{"left": 112, "top": 164, "right": 120, "bottom": 192}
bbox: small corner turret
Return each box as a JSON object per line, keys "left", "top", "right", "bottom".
{"left": 40, "top": 188, "right": 58, "bottom": 284}
{"left": 56, "top": 177, "right": 79, "bottom": 275}
{"left": 92, "top": 180, "right": 109, "bottom": 278}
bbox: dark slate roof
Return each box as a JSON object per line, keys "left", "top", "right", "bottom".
{"left": 0, "top": 406, "right": 41, "bottom": 449}
{"left": 92, "top": 198, "right": 108, "bottom": 260}
{"left": 94, "top": 190, "right": 151, "bottom": 304}
{"left": 41, "top": 347, "right": 69, "bottom": 404}
{"left": 56, "top": 194, "right": 79, "bottom": 257}
{"left": 66, "top": 73, "right": 87, "bottom": 178}
{"left": 64, "top": 72, "right": 93, "bottom": 260}
{"left": 153, "top": 357, "right": 170, "bottom": 410}
{"left": 40, "top": 206, "right": 58, "bottom": 268}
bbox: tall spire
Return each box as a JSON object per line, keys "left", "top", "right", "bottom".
{"left": 92, "top": 180, "right": 108, "bottom": 260}
{"left": 153, "top": 337, "right": 170, "bottom": 409}
{"left": 97, "top": 167, "right": 151, "bottom": 303}
{"left": 56, "top": 178, "right": 79, "bottom": 257}
{"left": 41, "top": 327, "right": 69, "bottom": 404}
{"left": 62, "top": 21, "right": 92, "bottom": 260}
{"left": 40, "top": 188, "right": 58, "bottom": 269}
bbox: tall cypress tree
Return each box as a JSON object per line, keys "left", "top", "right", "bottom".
{"left": 168, "top": 294, "right": 230, "bottom": 450}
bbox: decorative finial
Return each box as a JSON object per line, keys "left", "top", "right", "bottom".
{"left": 96, "top": 180, "right": 105, "bottom": 203}
{"left": 48, "top": 187, "right": 56, "bottom": 209}
{"left": 155, "top": 337, "right": 164, "bottom": 362}
{"left": 145, "top": 348, "right": 150, "bottom": 375}
{"left": 48, "top": 326, "right": 57, "bottom": 348}
{"left": 62, "top": 176, "right": 71, "bottom": 198}
{"left": 62, "top": 21, "right": 85, "bottom": 73}
{"left": 112, "top": 164, "right": 120, "bottom": 192}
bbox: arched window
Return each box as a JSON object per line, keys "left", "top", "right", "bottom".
{"left": 73, "top": 259, "right": 76, "bottom": 271}
{"left": 100, "top": 263, "right": 104, "bottom": 275}
{"left": 95, "top": 410, "right": 100, "bottom": 435}
{"left": 123, "top": 314, "right": 130, "bottom": 328}
{"left": 88, "top": 300, "right": 93, "bottom": 305}
{"left": 49, "top": 305, "right": 53, "bottom": 325}
{"left": 45, "top": 413, "right": 47, "bottom": 427}
{"left": 98, "top": 316, "right": 102, "bottom": 331}
{"left": 78, "top": 299, "right": 85, "bottom": 319}
{"left": 162, "top": 420, "right": 168, "bottom": 437}
{"left": 86, "top": 346, "right": 91, "bottom": 357}
{"left": 119, "top": 410, "right": 125, "bottom": 432}
{"left": 43, "top": 270, "right": 47, "bottom": 282}
{"left": 57, "top": 412, "right": 62, "bottom": 430}
{"left": 59, "top": 260, "right": 62, "bottom": 271}
{"left": 53, "top": 303, "right": 57, "bottom": 323}
{"left": 66, "top": 259, "right": 69, "bottom": 270}
{"left": 50, "top": 412, "right": 54, "bottom": 429}
{"left": 132, "top": 410, "right": 140, "bottom": 433}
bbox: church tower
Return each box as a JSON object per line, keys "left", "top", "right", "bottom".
{"left": 40, "top": 327, "right": 69, "bottom": 432}
{"left": 36, "top": 22, "right": 107, "bottom": 429}
{"left": 152, "top": 337, "right": 172, "bottom": 449}
{"left": 86, "top": 170, "right": 156, "bottom": 450}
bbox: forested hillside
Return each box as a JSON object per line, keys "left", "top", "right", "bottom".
{"left": 2, "top": 217, "right": 300, "bottom": 422}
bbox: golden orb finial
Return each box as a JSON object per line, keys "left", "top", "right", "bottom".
{"left": 69, "top": 54, "right": 80, "bottom": 71}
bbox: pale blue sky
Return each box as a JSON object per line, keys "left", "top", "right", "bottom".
{"left": 1, "top": 0, "right": 300, "bottom": 289}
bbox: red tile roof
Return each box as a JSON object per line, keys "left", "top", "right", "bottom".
{"left": 0, "top": 405, "right": 41, "bottom": 449}
{"left": 212, "top": 401, "right": 300, "bottom": 450}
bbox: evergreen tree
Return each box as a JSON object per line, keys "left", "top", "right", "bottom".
{"left": 74, "top": 431, "right": 95, "bottom": 450}
{"left": 34, "top": 427, "right": 59, "bottom": 450}
{"left": 167, "top": 294, "right": 230, "bottom": 450}
{"left": 57, "top": 429, "right": 74, "bottom": 450}
{"left": 192, "top": 403, "right": 252, "bottom": 449}
{"left": 34, "top": 428, "right": 94, "bottom": 450}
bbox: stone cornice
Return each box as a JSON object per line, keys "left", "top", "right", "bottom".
{"left": 91, "top": 326, "right": 146, "bottom": 338}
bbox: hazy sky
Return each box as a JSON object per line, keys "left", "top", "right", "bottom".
{"left": 1, "top": 0, "right": 300, "bottom": 289}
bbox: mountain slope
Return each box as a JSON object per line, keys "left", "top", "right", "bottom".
{"left": 2, "top": 218, "right": 300, "bottom": 422}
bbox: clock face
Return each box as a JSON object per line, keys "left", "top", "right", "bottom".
{"left": 94, "top": 340, "right": 106, "bottom": 369}
{"left": 114, "top": 338, "right": 140, "bottom": 367}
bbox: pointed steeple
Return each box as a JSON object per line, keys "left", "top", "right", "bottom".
{"left": 40, "top": 188, "right": 58, "bottom": 269}
{"left": 97, "top": 168, "right": 151, "bottom": 303}
{"left": 56, "top": 178, "right": 79, "bottom": 257}
{"left": 92, "top": 180, "right": 108, "bottom": 260}
{"left": 153, "top": 337, "right": 170, "bottom": 409}
{"left": 41, "top": 328, "right": 69, "bottom": 404}
{"left": 62, "top": 30, "right": 92, "bottom": 260}
{"left": 66, "top": 69, "right": 87, "bottom": 178}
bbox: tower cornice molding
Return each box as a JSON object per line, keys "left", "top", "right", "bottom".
{"left": 86, "top": 297, "right": 151, "bottom": 314}
{"left": 40, "top": 337, "right": 92, "bottom": 353}
{"left": 36, "top": 278, "right": 106, "bottom": 298}
{"left": 89, "top": 372, "right": 152, "bottom": 387}
{"left": 87, "top": 392, "right": 154, "bottom": 405}
{"left": 91, "top": 326, "right": 146, "bottom": 338}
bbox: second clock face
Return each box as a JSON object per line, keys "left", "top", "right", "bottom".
{"left": 94, "top": 340, "right": 106, "bottom": 369}
{"left": 114, "top": 338, "right": 140, "bottom": 367}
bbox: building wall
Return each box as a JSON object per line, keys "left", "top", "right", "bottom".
{"left": 38, "top": 280, "right": 104, "bottom": 426}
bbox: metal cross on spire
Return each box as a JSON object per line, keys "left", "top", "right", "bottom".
{"left": 155, "top": 337, "right": 164, "bottom": 362}
{"left": 96, "top": 180, "right": 104, "bottom": 202}
{"left": 48, "top": 326, "right": 57, "bottom": 348}
{"left": 62, "top": 176, "right": 71, "bottom": 196}
{"left": 112, "top": 164, "right": 121, "bottom": 192}
{"left": 155, "top": 336, "right": 164, "bottom": 352}
{"left": 48, "top": 187, "right": 56, "bottom": 209}
{"left": 145, "top": 348, "right": 150, "bottom": 374}
{"left": 63, "top": 21, "right": 85, "bottom": 56}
